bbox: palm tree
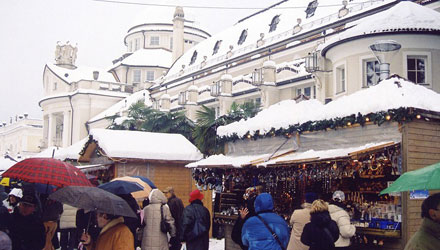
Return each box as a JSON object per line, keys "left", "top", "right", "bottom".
{"left": 193, "top": 105, "right": 220, "bottom": 155}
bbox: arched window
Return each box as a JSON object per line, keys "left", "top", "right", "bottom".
{"left": 269, "top": 15, "right": 280, "bottom": 32}
{"left": 237, "top": 29, "right": 248, "bottom": 45}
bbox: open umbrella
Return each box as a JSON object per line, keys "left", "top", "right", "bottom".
{"left": 49, "top": 186, "right": 137, "bottom": 218}
{"left": 112, "top": 176, "right": 154, "bottom": 200}
{"left": 98, "top": 180, "right": 144, "bottom": 195}
{"left": 132, "top": 176, "right": 157, "bottom": 189}
{"left": 2, "top": 158, "right": 92, "bottom": 187}
{"left": 380, "top": 161, "right": 440, "bottom": 195}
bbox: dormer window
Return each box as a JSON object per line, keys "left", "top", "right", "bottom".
{"left": 190, "top": 50, "right": 198, "bottom": 65}
{"left": 237, "top": 29, "right": 248, "bottom": 46}
{"left": 213, "top": 40, "right": 222, "bottom": 55}
{"left": 269, "top": 15, "right": 280, "bottom": 32}
{"left": 305, "top": 0, "right": 319, "bottom": 18}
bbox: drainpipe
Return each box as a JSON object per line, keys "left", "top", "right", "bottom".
{"left": 68, "top": 95, "right": 74, "bottom": 145}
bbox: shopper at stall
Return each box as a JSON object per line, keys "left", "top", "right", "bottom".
{"left": 231, "top": 187, "right": 258, "bottom": 250}
{"left": 181, "top": 189, "right": 211, "bottom": 250}
{"left": 404, "top": 193, "right": 440, "bottom": 250}
{"left": 287, "top": 192, "right": 317, "bottom": 250}
{"left": 2, "top": 188, "right": 22, "bottom": 213}
{"left": 301, "top": 199, "right": 339, "bottom": 250}
{"left": 59, "top": 204, "right": 78, "bottom": 250}
{"left": 241, "top": 193, "right": 289, "bottom": 250}
{"left": 41, "top": 196, "right": 63, "bottom": 250}
{"left": 328, "top": 191, "right": 356, "bottom": 249}
{"left": 163, "top": 187, "right": 184, "bottom": 250}
{"left": 8, "top": 192, "right": 46, "bottom": 250}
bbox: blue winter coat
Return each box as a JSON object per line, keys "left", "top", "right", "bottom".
{"left": 241, "top": 193, "right": 290, "bottom": 250}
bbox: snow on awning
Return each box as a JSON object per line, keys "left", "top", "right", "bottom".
{"left": 76, "top": 164, "right": 111, "bottom": 173}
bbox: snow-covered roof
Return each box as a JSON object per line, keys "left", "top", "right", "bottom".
{"left": 46, "top": 64, "right": 117, "bottom": 84}
{"left": 163, "top": 0, "right": 395, "bottom": 83}
{"left": 32, "top": 137, "right": 88, "bottom": 161}
{"left": 217, "top": 76, "right": 440, "bottom": 138}
{"left": 88, "top": 89, "right": 152, "bottom": 123}
{"left": 89, "top": 129, "right": 203, "bottom": 161}
{"left": 321, "top": 1, "right": 440, "bottom": 54}
{"left": 110, "top": 49, "right": 172, "bottom": 70}
{"left": 39, "top": 89, "right": 129, "bottom": 106}
{"left": 186, "top": 141, "right": 396, "bottom": 168}
{"left": 0, "top": 156, "right": 17, "bottom": 172}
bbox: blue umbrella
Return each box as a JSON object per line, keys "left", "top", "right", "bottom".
{"left": 98, "top": 180, "right": 143, "bottom": 195}
{"left": 132, "top": 176, "right": 157, "bottom": 189}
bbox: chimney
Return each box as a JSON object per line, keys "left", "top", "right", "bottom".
{"left": 172, "top": 7, "right": 185, "bottom": 63}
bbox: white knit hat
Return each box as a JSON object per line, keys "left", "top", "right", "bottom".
{"left": 8, "top": 188, "right": 23, "bottom": 198}
{"left": 332, "top": 190, "right": 345, "bottom": 202}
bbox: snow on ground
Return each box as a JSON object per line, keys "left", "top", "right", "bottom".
{"left": 208, "top": 238, "right": 225, "bottom": 250}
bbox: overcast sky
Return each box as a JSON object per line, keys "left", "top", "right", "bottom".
{"left": 0, "top": 0, "right": 281, "bottom": 123}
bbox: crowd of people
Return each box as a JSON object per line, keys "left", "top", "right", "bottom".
{"left": 0, "top": 185, "right": 211, "bottom": 250}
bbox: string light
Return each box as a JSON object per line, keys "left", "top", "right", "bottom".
{"left": 385, "top": 115, "right": 391, "bottom": 120}
{"left": 365, "top": 117, "right": 370, "bottom": 122}
{"left": 416, "top": 114, "right": 421, "bottom": 119}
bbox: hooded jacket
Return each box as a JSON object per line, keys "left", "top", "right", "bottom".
{"left": 328, "top": 203, "right": 355, "bottom": 247}
{"left": 404, "top": 218, "right": 440, "bottom": 250}
{"left": 142, "top": 189, "right": 176, "bottom": 250}
{"left": 241, "top": 193, "right": 290, "bottom": 250}
{"left": 301, "top": 211, "right": 339, "bottom": 250}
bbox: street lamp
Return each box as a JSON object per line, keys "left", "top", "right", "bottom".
{"left": 369, "top": 40, "right": 401, "bottom": 81}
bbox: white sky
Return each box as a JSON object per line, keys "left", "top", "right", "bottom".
{"left": 0, "top": 0, "right": 280, "bottom": 123}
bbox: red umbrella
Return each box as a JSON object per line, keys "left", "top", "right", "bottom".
{"left": 2, "top": 158, "right": 92, "bottom": 187}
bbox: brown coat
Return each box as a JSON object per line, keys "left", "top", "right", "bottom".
{"left": 287, "top": 203, "right": 312, "bottom": 250}
{"left": 141, "top": 189, "right": 176, "bottom": 250}
{"left": 86, "top": 217, "right": 134, "bottom": 250}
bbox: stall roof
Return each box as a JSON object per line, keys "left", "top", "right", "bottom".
{"left": 33, "top": 137, "right": 88, "bottom": 161}
{"left": 76, "top": 164, "right": 111, "bottom": 173}
{"left": 88, "top": 129, "right": 203, "bottom": 162}
{"left": 217, "top": 76, "right": 440, "bottom": 138}
{"left": 0, "top": 156, "right": 17, "bottom": 173}
{"left": 187, "top": 141, "right": 398, "bottom": 168}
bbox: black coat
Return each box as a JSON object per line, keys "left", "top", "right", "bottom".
{"left": 181, "top": 200, "right": 211, "bottom": 250}
{"left": 168, "top": 194, "right": 184, "bottom": 238}
{"left": 231, "top": 197, "right": 256, "bottom": 250}
{"left": 8, "top": 208, "right": 45, "bottom": 250}
{"left": 301, "top": 211, "right": 339, "bottom": 250}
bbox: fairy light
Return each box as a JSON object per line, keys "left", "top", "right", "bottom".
{"left": 385, "top": 115, "right": 391, "bottom": 120}
{"left": 365, "top": 117, "right": 370, "bottom": 122}
{"left": 347, "top": 122, "right": 352, "bottom": 126}
{"left": 246, "top": 134, "right": 252, "bottom": 139}
{"left": 416, "top": 114, "right": 421, "bottom": 119}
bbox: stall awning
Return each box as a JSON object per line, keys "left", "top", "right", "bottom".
{"left": 76, "top": 164, "right": 111, "bottom": 173}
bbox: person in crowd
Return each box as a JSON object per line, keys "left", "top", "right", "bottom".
{"left": 404, "top": 193, "right": 440, "bottom": 250}
{"left": 76, "top": 209, "right": 100, "bottom": 243}
{"left": 118, "top": 194, "right": 141, "bottom": 248}
{"left": 181, "top": 189, "right": 211, "bottom": 250}
{"left": 41, "top": 196, "right": 63, "bottom": 250}
{"left": 0, "top": 230, "right": 12, "bottom": 250}
{"left": 81, "top": 212, "right": 134, "bottom": 250}
{"left": 328, "top": 191, "right": 356, "bottom": 249}
{"left": 2, "top": 187, "right": 22, "bottom": 213}
{"left": 287, "top": 192, "right": 318, "bottom": 250}
{"left": 141, "top": 189, "right": 176, "bottom": 250}
{"left": 59, "top": 204, "right": 78, "bottom": 250}
{"left": 241, "top": 193, "right": 289, "bottom": 250}
{"left": 8, "top": 192, "right": 45, "bottom": 250}
{"left": 231, "top": 187, "right": 259, "bottom": 250}
{"left": 0, "top": 188, "right": 11, "bottom": 250}
{"left": 163, "top": 186, "right": 184, "bottom": 250}
{"left": 301, "top": 199, "right": 340, "bottom": 250}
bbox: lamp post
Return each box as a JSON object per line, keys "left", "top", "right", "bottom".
{"left": 369, "top": 40, "right": 401, "bottom": 81}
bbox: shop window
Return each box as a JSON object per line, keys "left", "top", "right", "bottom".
{"left": 189, "top": 50, "right": 198, "bottom": 65}
{"left": 237, "top": 29, "right": 248, "bottom": 45}
{"left": 146, "top": 71, "right": 155, "bottom": 81}
{"left": 364, "top": 59, "right": 380, "bottom": 87}
{"left": 133, "top": 70, "right": 141, "bottom": 83}
{"left": 213, "top": 40, "right": 222, "bottom": 55}
{"left": 336, "top": 65, "right": 346, "bottom": 94}
{"left": 269, "top": 15, "right": 280, "bottom": 32}
{"left": 305, "top": 0, "right": 319, "bottom": 18}
{"left": 407, "top": 56, "right": 427, "bottom": 85}
{"left": 150, "top": 36, "right": 159, "bottom": 46}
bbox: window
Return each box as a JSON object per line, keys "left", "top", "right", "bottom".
{"left": 190, "top": 50, "right": 198, "bottom": 65}
{"left": 364, "top": 60, "right": 380, "bottom": 87}
{"left": 336, "top": 65, "right": 346, "bottom": 94}
{"left": 305, "top": 0, "right": 319, "bottom": 18}
{"left": 150, "top": 36, "right": 159, "bottom": 46}
{"left": 304, "top": 87, "right": 311, "bottom": 97}
{"left": 407, "top": 56, "right": 427, "bottom": 85}
{"left": 297, "top": 89, "right": 302, "bottom": 96}
{"left": 269, "top": 15, "right": 280, "bottom": 32}
{"left": 53, "top": 82, "right": 57, "bottom": 91}
{"left": 133, "top": 70, "right": 141, "bottom": 83}
{"left": 238, "top": 29, "right": 248, "bottom": 45}
{"left": 135, "top": 38, "right": 140, "bottom": 51}
{"left": 146, "top": 71, "right": 155, "bottom": 81}
{"left": 129, "top": 41, "right": 133, "bottom": 52}
{"left": 213, "top": 40, "right": 222, "bottom": 55}
{"left": 295, "top": 86, "right": 315, "bottom": 99}
{"left": 170, "top": 37, "right": 173, "bottom": 50}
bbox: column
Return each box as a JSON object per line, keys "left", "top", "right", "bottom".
{"left": 47, "top": 114, "right": 55, "bottom": 147}
{"left": 62, "top": 111, "right": 70, "bottom": 147}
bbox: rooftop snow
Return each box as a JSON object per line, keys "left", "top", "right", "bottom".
{"left": 217, "top": 77, "right": 440, "bottom": 138}
{"left": 163, "top": 0, "right": 395, "bottom": 83}
{"left": 0, "top": 156, "right": 16, "bottom": 172}
{"left": 32, "top": 137, "right": 88, "bottom": 161}
{"left": 110, "top": 49, "right": 172, "bottom": 70}
{"left": 46, "top": 64, "right": 117, "bottom": 83}
{"left": 320, "top": 1, "right": 440, "bottom": 53}
{"left": 88, "top": 89, "right": 152, "bottom": 123}
{"left": 89, "top": 129, "right": 203, "bottom": 161}
{"left": 39, "top": 89, "right": 129, "bottom": 105}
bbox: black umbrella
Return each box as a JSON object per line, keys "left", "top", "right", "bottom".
{"left": 49, "top": 186, "right": 137, "bottom": 218}
{"left": 98, "top": 180, "right": 143, "bottom": 195}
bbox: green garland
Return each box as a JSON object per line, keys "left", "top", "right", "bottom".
{"left": 218, "top": 107, "right": 422, "bottom": 143}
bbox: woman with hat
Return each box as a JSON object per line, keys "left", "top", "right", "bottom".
{"left": 328, "top": 191, "right": 356, "bottom": 249}
{"left": 2, "top": 188, "right": 22, "bottom": 213}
